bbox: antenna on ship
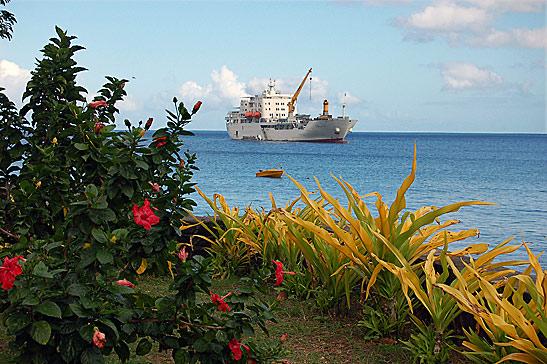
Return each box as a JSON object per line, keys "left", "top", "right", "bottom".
{"left": 342, "top": 93, "right": 347, "bottom": 118}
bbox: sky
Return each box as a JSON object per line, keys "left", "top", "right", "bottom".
{"left": 0, "top": 0, "right": 545, "bottom": 133}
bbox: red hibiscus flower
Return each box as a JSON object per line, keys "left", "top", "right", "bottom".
{"left": 0, "top": 256, "right": 25, "bottom": 290}
{"left": 210, "top": 291, "right": 231, "bottom": 313}
{"left": 229, "top": 338, "right": 242, "bottom": 360}
{"left": 89, "top": 100, "right": 108, "bottom": 109}
{"left": 153, "top": 136, "right": 167, "bottom": 147}
{"left": 273, "top": 260, "right": 295, "bottom": 286}
{"left": 94, "top": 122, "right": 105, "bottom": 133}
{"left": 132, "top": 199, "right": 160, "bottom": 230}
{"left": 115, "top": 278, "right": 135, "bottom": 288}
{"left": 229, "top": 338, "right": 253, "bottom": 362}
{"left": 92, "top": 328, "right": 106, "bottom": 348}
{"left": 191, "top": 101, "right": 202, "bottom": 115}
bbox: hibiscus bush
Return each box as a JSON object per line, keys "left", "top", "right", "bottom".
{"left": 0, "top": 27, "right": 282, "bottom": 363}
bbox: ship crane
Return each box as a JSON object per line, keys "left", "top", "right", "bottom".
{"left": 287, "top": 68, "right": 312, "bottom": 120}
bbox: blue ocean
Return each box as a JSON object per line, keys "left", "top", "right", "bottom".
{"left": 182, "top": 131, "right": 547, "bottom": 265}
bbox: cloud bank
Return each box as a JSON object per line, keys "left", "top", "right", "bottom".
{"left": 0, "top": 60, "right": 31, "bottom": 104}
{"left": 179, "top": 66, "right": 336, "bottom": 111}
{"left": 440, "top": 62, "right": 503, "bottom": 90}
{"left": 394, "top": 1, "right": 546, "bottom": 49}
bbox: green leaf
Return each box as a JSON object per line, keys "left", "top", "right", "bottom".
{"left": 192, "top": 338, "right": 208, "bottom": 352}
{"left": 34, "top": 301, "right": 62, "bottom": 318}
{"left": 5, "top": 312, "right": 31, "bottom": 332}
{"left": 74, "top": 143, "right": 88, "bottom": 150}
{"left": 92, "top": 229, "right": 108, "bottom": 244}
{"left": 114, "top": 342, "right": 130, "bottom": 363}
{"left": 136, "top": 339, "right": 152, "bottom": 356}
{"left": 121, "top": 184, "right": 134, "bottom": 198}
{"left": 30, "top": 320, "right": 51, "bottom": 345}
{"left": 33, "top": 261, "right": 53, "bottom": 278}
{"left": 96, "top": 250, "right": 113, "bottom": 264}
{"left": 68, "top": 283, "right": 88, "bottom": 297}
{"left": 60, "top": 334, "right": 81, "bottom": 362}
{"left": 22, "top": 296, "right": 40, "bottom": 306}
{"left": 81, "top": 347, "right": 105, "bottom": 364}
{"left": 69, "top": 302, "right": 89, "bottom": 318}
{"left": 135, "top": 159, "right": 148, "bottom": 170}
{"left": 85, "top": 184, "right": 99, "bottom": 199}
{"left": 98, "top": 318, "right": 119, "bottom": 340}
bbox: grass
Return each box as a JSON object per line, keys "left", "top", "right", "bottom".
{"left": 0, "top": 274, "right": 473, "bottom": 364}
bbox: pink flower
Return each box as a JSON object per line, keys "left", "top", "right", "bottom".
{"left": 210, "top": 291, "right": 231, "bottom": 313}
{"left": 132, "top": 199, "right": 160, "bottom": 230}
{"left": 89, "top": 100, "right": 108, "bottom": 109}
{"left": 0, "top": 256, "right": 25, "bottom": 290}
{"left": 153, "top": 136, "right": 167, "bottom": 147}
{"left": 92, "top": 328, "right": 106, "bottom": 348}
{"left": 94, "top": 122, "right": 105, "bottom": 133}
{"left": 115, "top": 278, "right": 135, "bottom": 288}
{"left": 177, "top": 246, "right": 189, "bottom": 262}
{"left": 148, "top": 181, "right": 160, "bottom": 192}
{"left": 273, "top": 261, "right": 295, "bottom": 286}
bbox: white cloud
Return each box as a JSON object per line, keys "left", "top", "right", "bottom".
{"left": 178, "top": 65, "right": 248, "bottom": 108}
{"left": 459, "top": 0, "right": 545, "bottom": 13}
{"left": 118, "top": 93, "right": 139, "bottom": 112}
{"left": 0, "top": 60, "right": 31, "bottom": 105}
{"left": 395, "top": 2, "right": 545, "bottom": 49}
{"left": 440, "top": 62, "right": 503, "bottom": 90}
{"left": 467, "top": 27, "right": 547, "bottom": 48}
{"left": 399, "top": 4, "right": 492, "bottom": 33}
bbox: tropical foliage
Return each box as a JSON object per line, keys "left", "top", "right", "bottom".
{"left": 0, "top": 27, "right": 282, "bottom": 363}
{"left": 196, "top": 143, "right": 546, "bottom": 363}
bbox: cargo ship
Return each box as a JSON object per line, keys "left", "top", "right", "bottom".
{"left": 225, "top": 68, "right": 357, "bottom": 142}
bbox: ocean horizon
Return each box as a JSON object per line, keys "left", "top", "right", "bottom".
{"left": 178, "top": 130, "right": 546, "bottom": 265}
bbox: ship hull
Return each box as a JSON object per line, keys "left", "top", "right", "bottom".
{"left": 226, "top": 117, "right": 357, "bottom": 142}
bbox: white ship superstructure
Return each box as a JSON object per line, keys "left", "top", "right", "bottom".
{"left": 226, "top": 68, "right": 357, "bottom": 142}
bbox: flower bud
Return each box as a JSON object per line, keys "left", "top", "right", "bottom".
{"left": 138, "top": 129, "right": 146, "bottom": 138}
{"left": 145, "top": 117, "right": 153, "bottom": 130}
{"left": 280, "top": 334, "right": 288, "bottom": 342}
{"left": 191, "top": 101, "right": 202, "bottom": 115}
{"left": 178, "top": 159, "right": 185, "bottom": 168}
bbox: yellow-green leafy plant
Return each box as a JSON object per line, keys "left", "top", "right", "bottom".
{"left": 185, "top": 188, "right": 255, "bottom": 278}
{"left": 437, "top": 242, "right": 547, "bottom": 364}
{"left": 375, "top": 234, "right": 526, "bottom": 363}
{"left": 281, "top": 143, "right": 495, "bottom": 336}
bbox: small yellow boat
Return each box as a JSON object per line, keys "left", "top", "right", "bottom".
{"left": 256, "top": 169, "right": 284, "bottom": 178}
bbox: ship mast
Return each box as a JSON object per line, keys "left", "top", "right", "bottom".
{"left": 342, "top": 92, "right": 347, "bottom": 118}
